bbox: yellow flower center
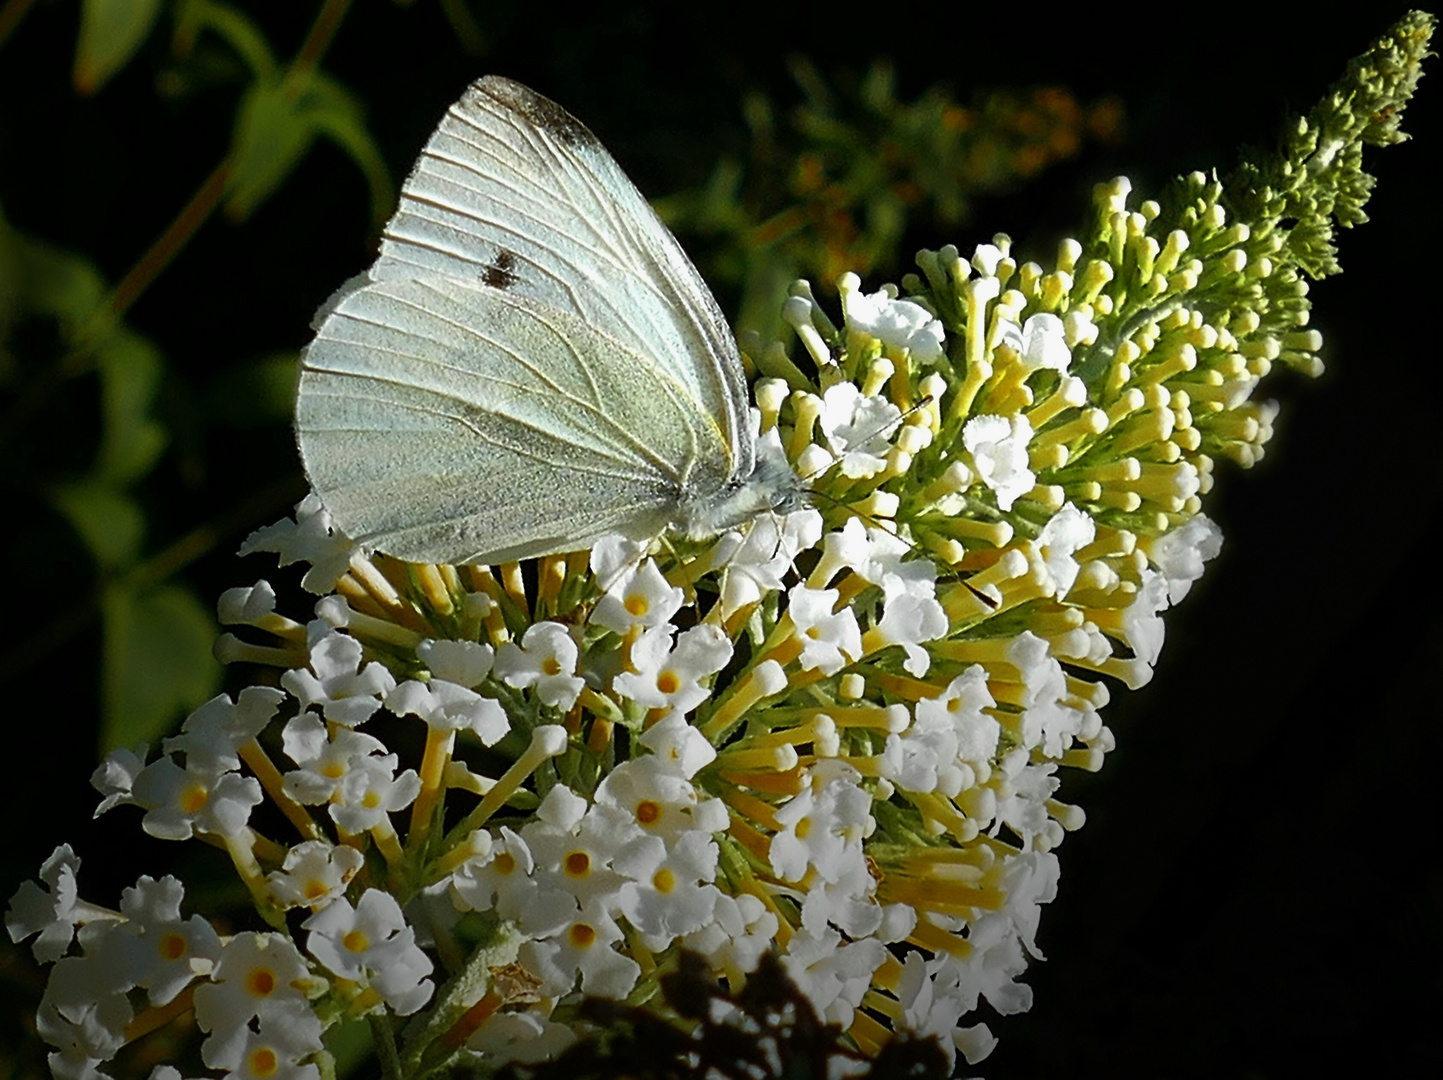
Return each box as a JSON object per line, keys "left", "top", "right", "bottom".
{"left": 248, "top": 1047, "right": 279, "bottom": 1078}
{"left": 569, "top": 923, "right": 596, "bottom": 948}
{"left": 158, "top": 932, "right": 187, "bottom": 962}
{"left": 246, "top": 967, "right": 277, "bottom": 998}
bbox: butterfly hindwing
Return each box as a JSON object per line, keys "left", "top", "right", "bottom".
{"left": 297, "top": 275, "right": 732, "bottom": 565}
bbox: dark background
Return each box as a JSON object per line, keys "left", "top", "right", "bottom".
{"left": 0, "top": 2, "right": 1437, "bottom": 1076}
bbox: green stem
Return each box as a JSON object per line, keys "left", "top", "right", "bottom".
{"left": 370, "top": 1012, "right": 404, "bottom": 1080}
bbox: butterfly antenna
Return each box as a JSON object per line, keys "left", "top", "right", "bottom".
{"left": 795, "top": 394, "right": 936, "bottom": 486}
{"left": 796, "top": 394, "right": 997, "bottom": 608}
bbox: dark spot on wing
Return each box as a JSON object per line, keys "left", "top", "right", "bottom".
{"left": 474, "top": 75, "right": 599, "bottom": 150}
{"left": 483, "top": 249, "right": 519, "bottom": 290}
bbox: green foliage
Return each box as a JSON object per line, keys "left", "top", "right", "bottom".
{"left": 73, "top": 0, "right": 164, "bottom": 94}
{"left": 660, "top": 58, "right": 1122, "bottom": 340}
{"left": 0, "top": 215, "right": 219, "bottom": 745}
{"left": 101, "top": 580, "right": 219, "bottom": 749}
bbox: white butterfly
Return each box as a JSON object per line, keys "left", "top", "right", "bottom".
{"left": 295, "top": 77, "right": 803, "bottom": 566}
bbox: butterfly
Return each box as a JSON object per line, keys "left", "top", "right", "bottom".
{"left": 295, "top": 77, "right": 803, "bottom": 566}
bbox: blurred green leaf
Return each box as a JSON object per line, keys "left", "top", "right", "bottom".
{"left": 663, "top": 59, "right": 1123, "bottom": 340}
{"left": 225, "top": 78, "right": 319, "bottom": 221}
{"left": 101, "top": 580, "right": 221, "bottom": 750}
{"left": 0, "top": 219, "right": 106, "bottom": 330}
{"left": 73, "top": 0, "right": 164, "bottom": 95}
{"left": 173, "top": 0, "right": 278, "bottom": 83}
{"left": 225, "top": 71, "right": 389, "bottom": 226}
{"left": 96, "top": 330, "right": 167, "bottom": 484}
{"left": 48, "top": 481, "right": 145, "bottom": 569}
{"left": 305, "top": 82, "right": 396, "bottom": 232}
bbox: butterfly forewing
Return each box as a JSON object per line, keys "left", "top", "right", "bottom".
{"left": 371, "top": 76, "right": 753, "bottom": 480}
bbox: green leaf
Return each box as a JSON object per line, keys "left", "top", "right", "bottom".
{"left": 95, "top": 330, "right": 168, "bottom": 484}
{"left": 0, "top": 222, "right": 106, "bottom": 328}
{"left": 73, "top": 0, "right": 164, "bottom": 95}
{"left": 48, "top": 481, "right": 145, "bottom": 570}
{"left": 305, "top": 80, "right": 396, "bottom": 232}
{"left": 101, "top": 581, "right": 221, "bottom": 751}
{"left": 225, "top": 80, "right": 320, "bottom": 221}
{"left": 225, "top": 72, "right": 389, "bottom": 225}
{"left": 173, "top": 0, "right": 277, "bottom": 83}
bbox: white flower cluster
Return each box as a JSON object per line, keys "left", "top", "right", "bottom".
{"left": 10, "top": 219, "right": 1247, "bottom": 1078}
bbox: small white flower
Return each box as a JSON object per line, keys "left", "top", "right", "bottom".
{"left": 200, "top": 1013, "right": 324, "bottom": 1080}
{"left": 6, "top": 846, "right": 84, "bottom": 963}
{"left": 932, "top": 913, "right": 1033, "bottom": 1017}
{"left": 713, "top": 506, "right": 823, "bottom": 616}
{"left": 131, "top": 757, "right": 263, "bottom": 841}
{"left": 452, "top": 827, "right": 578, "bottom": 938}
{"left": 679, "top": 892, "right": 777, "bottom": 976}
{"left": 281, "top": 713, "right": 388, "bottom": 805}
{"left": 817, "top": 382, "right": 903, "bottom": 479}
{"left": 779, "top": 926, "right": 888, "bottom": 1028}
{"left": 106, "top": 875, "right": 222, "bottom": 1006}
{"left": 522, "top": 801, "right": 632, "bottom": 910}
{"left": 165, "top": 687, "right": 286, "bottom": 772}
{"left": 998, "top": 312, "right": 1072, "bottom": 374}
{"left": 893, "top": 952, "right": 970, "bottom": 1071}
{"left": 841, "top": 276, "right": 945, "bottom": 363}
{"left": 770, "top": 764, "right": 871, "bottom": 884}
{"left": 916, "top": 666, "right": 999, "bottom": 771}
{"left": 612, "top": 623, "right": 732, "bottom": 715}
{"left": 193, "top": 933, "right": 321, "bottom": 1067}
{"left": 872, "top": 590, "right": 948, "bottom": 677}
{"left": 1033, "top": 503, "right": 1096, "bottom": 599}
{"left": 387, "top": 678, "right": 509, "bottom": 744}
{"left": 91, "top": 747, "right": 147, "bottom": 815}
{"left": 963, "top": 413, "right": 1036, "bottom": 511}
{"left": 1121, "top": 570, "right": 1171, "bottom": 669}
{"left": 266, "top": 842, "right": 365, "bottom": 911}
{"left": 330, "top": 756, "right": 422, "bottom": 834}
{"left": 518, "top": 897, "right": 641, "bottom": 1000}
{"left": 588, "top": 533, "right": 651, "bottom": 592}
{"left": 613, "top": 830, "right": 720, "bottom": 947}
{"left": 281, "top": 628, "right": 396, "bottom": 728}
{"left": 36, "top": 959, "right": 132, "bottom": 1077}
{"left": 800, "top": 848, "right": 886, "bottom": 940}
{"left": 494, "top": 622, "right": 584, "bottom": 710}
{"left": 238, "top": 493, "right": 355, "bottom": 595}
{"left": 787, "top": 584, "right": 862, "bottom": 676}
{"left": 466, "top": 1009, "right": 576, "bottom": 1064}
{"left": 1149, "top": 513, "right": 1222, "bottom": 603}
{"left": 589, "top": 557, "right": 684, "bottom": 633}
{"left": 637, "top": 712, "right": 718, "bottom": 779}
{"left": 417, "top": 638, "right": 494, "bottom": 686}
{"left": 217, "top": 579, "right": 278, "bottom": 625}
{"left": 304, "top": 889, "right": 433, "bottom": 1014}
{"left": 594, "top": 757, "right": 727, "bottom": 840}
